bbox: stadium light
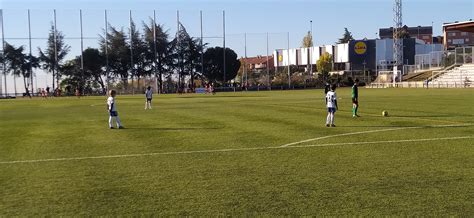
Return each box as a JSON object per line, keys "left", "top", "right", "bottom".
{"left": 310, "top": 20, "right": 313, "bottom": 83}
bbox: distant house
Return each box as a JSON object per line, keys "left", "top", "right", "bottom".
{"left": 443, "top": 20, "right": 474, "bottom": 49}
{"left": 240, "top": 55, "right": 274, "bottom": 72}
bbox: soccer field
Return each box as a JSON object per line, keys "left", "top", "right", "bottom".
{"left": 1, "top": 88, "right": 473, "bottom": 216}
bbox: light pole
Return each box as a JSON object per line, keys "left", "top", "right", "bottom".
{"left": 431, "top": 21, "right": 434, "bottom": 57}
{"left": 363, "top": 60, "right": 367, "bottom": 83}
{"left": 310, "top": 20, "right": 313, "bottom": 84}
{"left": 418, "top": 26, "right": 420, "bottom": 40}
{"left": 431, "top": 21, "right": 434, "bottom": 45}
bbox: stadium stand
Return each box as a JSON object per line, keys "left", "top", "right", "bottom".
{"left": 431, "top": 64, "right": 474, "bottom": 87}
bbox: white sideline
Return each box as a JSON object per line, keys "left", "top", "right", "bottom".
{"left": 279, "top": 123, "right": 474, "bottom": 147}
{"left": 0, "top": 135, "right": 472, "bottom": 165}
{"left": 296, "top": 136, "right": 473, "bottom": 148}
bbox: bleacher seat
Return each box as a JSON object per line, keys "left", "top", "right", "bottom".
{"left": 431, "top": 64, "right": 474, "bottom": 87}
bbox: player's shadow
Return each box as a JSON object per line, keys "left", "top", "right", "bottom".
{"left": 338, "top": 125, "right": 417, "bottom": 128}
{"left": 339, "top": 125, "right": 470, "bottom": 128}
{"left": 127, "top": 127, "right": 222, "bottom": 131}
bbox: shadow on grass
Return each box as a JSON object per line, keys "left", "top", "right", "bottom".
{"left": 177, "top": 95, "right": 267, "bottom": 99}
{"left": 126, "top": 127, "right": 222, "bottom": 131}
{"left": 391, "top": 115, "right": 471, "bottom": 118}
{"left": 338, "top": 125, "right": 471, "bottom": 128}
{"left": 336, "top": 126, "right": 415, "bottom": 128}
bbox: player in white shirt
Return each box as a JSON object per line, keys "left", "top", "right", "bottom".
{"left": 325, "top": 84, "right": 338, "bottom": 127}
{"left": 145, "top": 86, "right": 153, "bottom": 110}
{"left": 107, "top": 90, "right": 124, "bottom": 129}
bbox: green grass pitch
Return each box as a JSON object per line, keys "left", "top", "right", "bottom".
{"left": 0, "top": 88, "right": 473, "bottom": 216}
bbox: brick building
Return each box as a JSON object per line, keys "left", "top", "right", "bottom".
{"left": 379, "top": 26, "right": 433, "bottom": 44}
{"left": 443, "top": 21, "right": 474, "bottom": 49}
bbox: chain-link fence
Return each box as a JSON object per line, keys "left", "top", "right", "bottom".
{"left": 1, "top": 9, "right": 316, "bottom": 97}
{"left": 414, "top": 51, "right": 446, "bottom": 71}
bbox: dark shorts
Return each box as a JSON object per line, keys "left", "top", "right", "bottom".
{"left": 352, "top": 98, "right": 358, "bottom": 104}
{"left": 327, "top": 107, "right": 336, "bottom": 113}
{"left": 109, "top": 111, "right": 118, "bottom": 117}
{"left": 147, "top": 98, "right": 152, "bottom": 102}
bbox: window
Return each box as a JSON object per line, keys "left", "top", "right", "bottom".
{"left": 467, "top": 38, "right": 470, "bottom": 42}
{"left": 461, "top": 32, "right": 468, "bottom": 36}
{"left": 452, "top": 39, "right": 465, "bottom": 45}
{"left": 448, "top": 39, "right": 452, "bottom": 43}
{"left": 449, "top": 32, "right": 456, "bottom": 37}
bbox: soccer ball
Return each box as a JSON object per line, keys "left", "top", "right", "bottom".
{"left": 382, "top": 111, "right": 389, "bottom": 117}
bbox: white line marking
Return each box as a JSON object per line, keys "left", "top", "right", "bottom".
{"left": 279, "top": 123, "right": 473, "bottom": 147}
{"left": 281, "top": 127, "right": 417, "bottom": 147}
{"left": 0, "top": 136, "right": 472, "bottom": 165}
{"left": 295, "top": 136, "right": 474, "bottom": 148}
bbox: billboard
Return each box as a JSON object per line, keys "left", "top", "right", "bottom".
{"left": 349, "top": 40, "right": 376, "bottom": 70}
{"left": 300, "top": 48, "right": 309, "bottom": 65}
{"left": 274, "top": 49, "right": 287, "bottom": 67}
{"left": 296, "top": 48, "right": 304, "bottom": 66}
{"left": 321, "top": 45, "right": 334, "bottom": 56}
{"left": 288, "top": 48, "right": 298, "bottom": 65}
{"left": 334, "top": 43, "right": 349, "bottom": 63}
{"left": 310, "top": 47, "right": 321, "bottom": 65}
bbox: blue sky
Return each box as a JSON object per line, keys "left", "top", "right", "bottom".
{"left": 1, "top": 0, "right": 473, "bottom": 93}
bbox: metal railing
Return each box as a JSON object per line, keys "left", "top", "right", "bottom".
{"left": 403, "top": 65, "right": 416, "bottom": 74}
{"left": 427, "top": 63, "right": 458, "bottom": 81}
{"left": 368, "top": 81, "right": 472, "bottom": 89}
{"left": 455, "top": 46, "right": 474, "bottom": 65}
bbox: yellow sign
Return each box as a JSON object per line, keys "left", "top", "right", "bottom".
{"left": 354, "top": 41, "right": 367, "bottom": 55}
{"left": 278, "top": 54, "right": 283, "bottom": 62}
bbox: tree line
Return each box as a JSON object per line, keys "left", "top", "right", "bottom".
{"left": 1, "top": 18, "right": 240, "bottom": 95}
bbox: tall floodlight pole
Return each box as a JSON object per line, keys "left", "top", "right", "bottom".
{"left": 310, "top": 20, "right": 313, "bottom": 81}
{"left": 266, "top": 32, "right": 270, "bottom": 89}
{"left": 129, "top": 10, "right": 134, "bottom": 94}
{"left": 177, "top": 10, "right": 181, "bottom": 91}
{"left": 153, "top": 10, "right": 158, "bottom": 93}
{"left": 200, "top": 10, "right": 204, "bottom": 87}
{"left": 223, "top": 10, "right": 226, "bottom": 87}
{"left": 28, "top": 10, "right": 34, "bottom": 95}
{"left": 431, "top": 21, "right": 434, "bottom": 45}
{"left": 105, "top": 10, "right": 109, "bottom": 92}
{"left": 393, "top": 0, "right": 403, "bottom": 84}
{"left": 53, "top": 9, "right": 58, "bottom": 91}
{"left": 80, "top": 10, "right": 84, "bottom": 93}
{"left": 244, "top": 33, "right": 247, "bottom": 89}
{"left": 1, "top": 9, "right": 5, "bottom": 97}
{"left": 430, "top": 21, "right": 433, "bottom": 68}
{"left": 287, "top": 32, "right": 291, "bottom": 89}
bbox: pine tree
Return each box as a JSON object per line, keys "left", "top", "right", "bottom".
{"left": 338, "top": 28, "right": 354, "bottom": 43}
{"left": 143, "top": 19, "right": 170, "bottom": 93}
{"left": 38, "top": 24, "right": 70, "bottom": 91}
